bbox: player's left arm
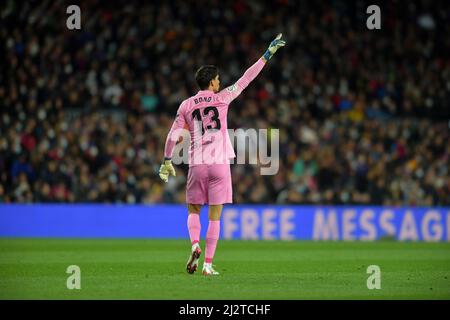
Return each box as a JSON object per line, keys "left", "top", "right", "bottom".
{"left": 217, "top": 33, "right": 286, "bottom": 105}
{"left": 159, "top": 103, "right": 187, "bottom": 183}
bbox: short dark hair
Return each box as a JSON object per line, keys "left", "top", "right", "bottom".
{"left": 195, "top": 65, "right": 219, "bottom": 90}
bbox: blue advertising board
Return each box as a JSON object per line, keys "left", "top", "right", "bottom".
{"left": 0, "top": 205, "right": 448, "bottom": 241}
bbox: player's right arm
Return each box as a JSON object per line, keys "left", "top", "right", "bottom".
{"left": 217, "top": 33, "right": 286, "bottom": 105}
{"left": 159, "top": 102, "right": 187, "bottom": 183}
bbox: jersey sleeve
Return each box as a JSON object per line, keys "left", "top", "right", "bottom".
{"left": 163, "top": 102, "right": 187, "bottom": 159}
{"left": 217, "top": 57, "right": 266, "bottom": 105}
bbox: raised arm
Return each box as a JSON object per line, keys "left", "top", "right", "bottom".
{"left": 217, "top": 33, "right": 286, "bottom": 105}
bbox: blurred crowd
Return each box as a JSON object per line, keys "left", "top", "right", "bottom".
{"left": 1, "top": 0, "right": 449, "bottom": 205}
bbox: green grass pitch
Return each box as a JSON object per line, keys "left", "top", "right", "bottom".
{"left": 0, "top": 239, "right": 449, "bottom": 299}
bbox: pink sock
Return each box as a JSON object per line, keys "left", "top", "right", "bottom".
{"left": 205, "top": 220, "right": 220, "bottom": 263}
{"left": 187, "top": 214, "right": 201, "bottom": 245}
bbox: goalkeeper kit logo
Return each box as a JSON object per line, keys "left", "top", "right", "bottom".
{"left": 226, "top": 84, "right": 238, "bottom": 92}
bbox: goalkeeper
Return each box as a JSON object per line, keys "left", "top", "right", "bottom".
{"left": 159, "top": 34, "right": 286, "bottom": 275}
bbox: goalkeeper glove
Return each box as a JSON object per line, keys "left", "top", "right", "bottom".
{"left": 263, "top": 33, "right": 286, "bottom": 61}
{"left": 159, "top": 159, "right": 176, "bottom": 183}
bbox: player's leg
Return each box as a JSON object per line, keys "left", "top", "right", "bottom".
{"left": 202, "top": 204, "right": 222, "bottom": 275}
{"left": 202, "top": 164, "right": 232, "bottom": 276}
{"left": 185, "top": 165, "right": 208, "bottom": 274}
{"left": 186, "top": 204, "right": 202, "bottom": 274}
{"left": 187, "top": 204, "right": 202, "bottom": 246}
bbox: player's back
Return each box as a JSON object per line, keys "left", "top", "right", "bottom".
{"left": 181, "top": 90, "right": 234, "bottom": 166}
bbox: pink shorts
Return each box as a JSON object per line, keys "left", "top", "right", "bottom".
{"left": 186, "top": 164, "right": 232, "bottom": 205}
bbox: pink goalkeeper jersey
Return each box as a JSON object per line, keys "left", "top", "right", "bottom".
{"left": 164, "top": 58, "right": 266, "bottom": 166}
